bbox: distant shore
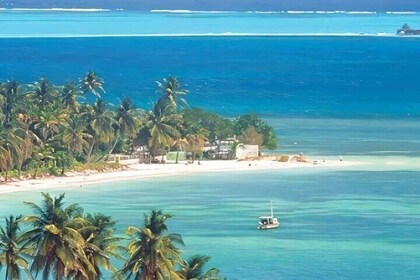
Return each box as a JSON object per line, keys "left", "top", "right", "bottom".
{"left": 0, "top": 158, "right": 354, "bottom": 195}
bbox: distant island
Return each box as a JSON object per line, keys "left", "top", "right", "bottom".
{"left": 397, "top": 24, "right": 420, "bottom": 35}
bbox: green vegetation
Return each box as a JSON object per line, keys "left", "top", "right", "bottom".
{"left": 0, "top": 73, "right": 278, "bottom": 182}
{"left": 0, "top": 193, "right": 222, "bottom": 280}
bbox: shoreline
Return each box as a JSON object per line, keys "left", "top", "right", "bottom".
{"left": 0, "top": 158, "right": 354, "bottom": 195}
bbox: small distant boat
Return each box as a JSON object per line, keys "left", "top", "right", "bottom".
{"left": 397, "top": 24, "right": 420, "bottom": 35}
{"left": 257, "top": 201, "right": 279, "bottom": 230}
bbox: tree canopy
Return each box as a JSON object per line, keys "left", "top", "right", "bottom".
{"left": 0, "top": 73, "right": 278, "bottom": 182}
{"left": 0, "top": 193, "right": 223, "bottom": 280}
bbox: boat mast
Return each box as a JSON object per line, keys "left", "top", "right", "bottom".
{"left": 270, "top": 200, "right": 273, "bottom": 217}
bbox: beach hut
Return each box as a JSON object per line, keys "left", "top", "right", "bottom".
{"left": 235, "top": 144, "right": 259, "bottom": 160}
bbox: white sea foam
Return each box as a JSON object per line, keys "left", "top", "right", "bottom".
{"left": 1, "top": 8, "right": 110, "bottom": 12}
{"left": 146, "top": 9, "right": 420, "bottom": 16}
{"left": 150, "top": 10, "right": 234, "bottom": 14}
{"left": 345, "top": 11, "right": 377, "bottom": 15}
{"left": 287, "top": 11, "right": 315, "bottom": 14}
{"left": 252, "top": 11, "right": 282, "bottom": 14}
{"left": 386, "top": 11, "right": 417, "bottom": 15}
{"left": 315, "top": 11, "right": 339, "bottom": 14}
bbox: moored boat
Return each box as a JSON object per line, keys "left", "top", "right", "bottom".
{"left": 257, "top": 201, "right": 279, "bottom": 230}
{"left": 397, "top": 24, "right": 420, "bottom": 35}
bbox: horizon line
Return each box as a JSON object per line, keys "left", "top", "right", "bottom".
{"left": 1, "top": 32, "right": 420, "bottom": 39}
{"left": 0, "top": 8, "right": 419, "bottom": 14}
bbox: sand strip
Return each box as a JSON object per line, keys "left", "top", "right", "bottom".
{"left": 0, "top": 159, "right": 354, "bottom": 195}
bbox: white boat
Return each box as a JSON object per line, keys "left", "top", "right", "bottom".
{"left": 257, "top": 201, "right": 279, "bottom": 230}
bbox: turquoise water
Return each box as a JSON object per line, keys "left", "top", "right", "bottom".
{"left": 1, "top": 12, "right": 420, "bottom": 279}
{"left": 0, "top": 12, "right": 420, "bottom": 37}
{"left": 1, "top": 168, "right": 419, "bottom": 279}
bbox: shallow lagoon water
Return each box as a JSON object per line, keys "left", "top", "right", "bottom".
{"left": 1, "top": 168, "right": 419, "bottom": 279}
{"left": 1, "top": 12, "right": 420, "bottom": 37}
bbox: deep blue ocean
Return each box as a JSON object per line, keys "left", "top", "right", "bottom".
{"left": 1, "top": 36, "right": 419, "bottom": 119}
{"left": 0, "top": 12, "right": 420, "bottom": 279}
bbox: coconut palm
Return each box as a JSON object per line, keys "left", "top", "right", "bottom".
{"left": 0, "top": 80, "right": 23, "bottom": 128}
{"left": 26, "top": 78, "right": 59, "bottom": 108}
{"left": 115, "top": 97, "right": 140, "bottom": 138}
{"left": 156, "top": 76, "right": 188, "bottom": 111}
{"left": 120, "top": 210, "right": 184, "bottom": 280}
{"left": 80, "top": 71, "right": 105, "bottom": 98}
{"left": 30, "top": 144, "right": 55, "bottom": 179}
{"left": 181, "top": 255, "right": 220, "bottom": 280}
{"left": 54, "top": 150, "right": 72, "bottom": 176}
{"left": 0, "top": 90, "right": 5, "bottom": 125}
{"left": 0, "top": 215, "right": 34, "bottom": 280}
{"left": 186, "top": 130, "right": 208, "bottom": 164}
{"left": 32, "top": 104, "right": 67, "bottom": 143}
{"left": 73, "top": 214, "right": 123, "bottom": 280}
{"left": 22, "top": 193, "right": 95, "bottom": 280}
{"left": 145, "top": 104, "right": 181, "bottom": 160}
{"left": 10, "top": 126, "right": 35, "bottom": 178}
{"left": 143, "top": 210, "right": 173, "bottom": 236}
{"left": 61, "top": 115, "right": 92, "bottom": 156}
{"left": 61, "top": 82, "right": 83, "bottom": 112}
{"left": 85, "top": 99, "right": 115, "bottom": 160}
{"left": 0, "top": 128, "right": 24, "bottom": 182}
{"left": 173, "top": 137, "right": 188, "bottom": 164}
{"left": 104, "top": 97, "right": 140, "bottom": 159}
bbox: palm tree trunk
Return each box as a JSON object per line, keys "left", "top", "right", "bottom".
{"left": 5, "top": 170, "right": 8, "bottom": 182}
{"left": 198, "top": 152, "right": 203, "bottom": 164}
{"left": 175, "top": 148, "right": 180, "bottom": 164}
{"left": 192, "top": 151, "right": 196, "bottom": 163}
{"left": 33, "top": 166, "right": 38, "bottom": 179}
{"left": 98, "top": 135, "right": 119, "bottom": 162}
{"left": 87, "top": 140, "right": 96, "bottom": 161}
{"left": 60, "top": 159, "right": 65, "bottom": 176}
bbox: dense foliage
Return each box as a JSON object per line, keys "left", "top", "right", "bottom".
{"left": 0, "top": 73, "right": 278, "bottom": 181}
{"left": 0, "top": 193, "right": 221, "bottom": 280}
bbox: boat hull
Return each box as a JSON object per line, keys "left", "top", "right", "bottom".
{"left": 258, "top": 223, "right": 279, "bottom": 230}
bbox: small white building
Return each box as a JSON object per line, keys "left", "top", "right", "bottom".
{"left": 235, "top": 144, "right": 259, "bottom": 160}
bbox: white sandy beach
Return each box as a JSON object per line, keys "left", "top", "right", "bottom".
{"left": 0, "top": 158, "right": 355, "bottom": 195}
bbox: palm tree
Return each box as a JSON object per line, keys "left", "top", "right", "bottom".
{"left": 0, "top": 80, "right": 23, "bottom": 128}
{"left": 74, "top": 214, "right": 123, "bottom": 280}
{"left": 115, "top": 97, "right": 140, "bottom": 138}
{"left": 145, "top": 104, "right": 181, "bottom": 161}
{"left": 0, "top": 215, "right": 33, "bottom": 280}
{"left": 11, "top": 126, "right": 34, "bottom": 179}
{"left": 85, "top": 99, "right": 115, "bottom": 160}
{"left": 79, "top": 71, "right": 105, "bottom": 98}
{"left": 61, "top": 82, "right": 83, "bottom": 112}
{"left": 0, "top": 89, "right": 5, "bottom": 124}
{"left": 104, "top": 97, "right": 140, "bottom": 160}
{"left": 186, "top": 131, "right": 208, "bottom": 164}
{"left": 26, "top": 78, "right": 59, "bottom": 108}
{"left": 0, "top": 128, "right": 24, "bottom": 182}
{"left": 156, "top": 76, "right": 188, "bottom": 111}
{"left": 120, "top": 210, "right": 185, "bottom": 280}
{"left": 32, "top": 104, "right": 67, "bottom": 143}
{"left": 173, "top": 137, "right": 188, "bottom": 164}
{"left": 61, "top": 114, "right": 92, "bottom": 156}
{"left": 181, "top": 255, "right": 220, "bottom": 280}
{"left": 54, "top": 150, "right": 71, "bottom": 176}
{"left": 22, "top": 193, "right": 95, "bottom": 280}
{"left": 30, "top": 144, "right": 55, "bottom": 179}
{"left": 143, "top": 210, "right": 173, "bottom": 236}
